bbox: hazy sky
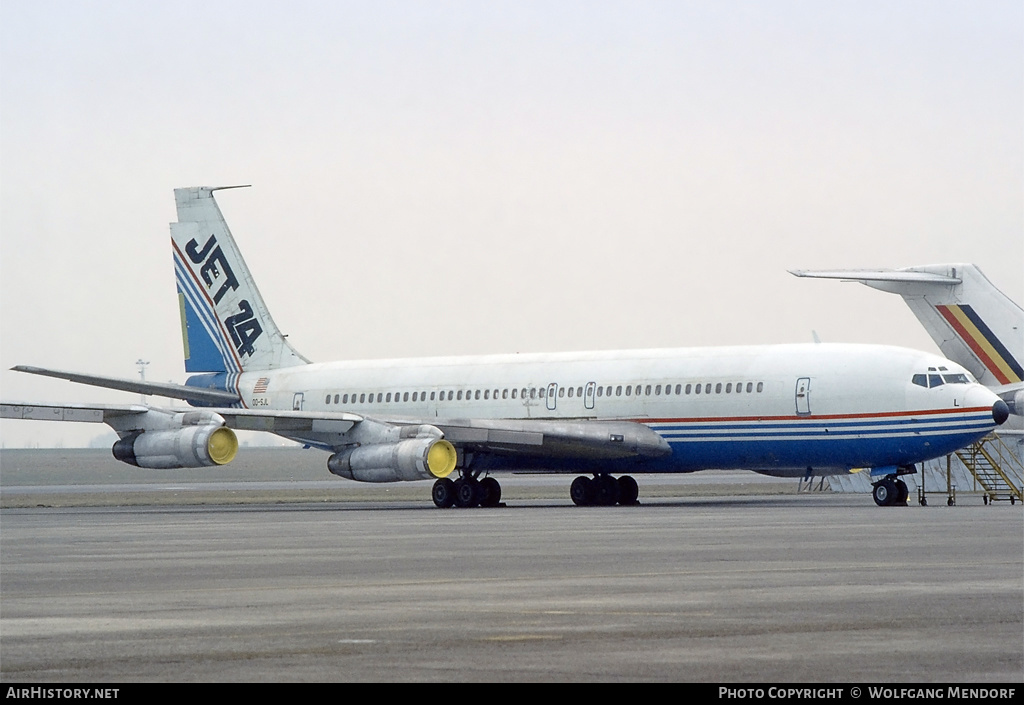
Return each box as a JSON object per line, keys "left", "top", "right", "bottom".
{"left": 1, "top": 1, "right": 1022, "bottom": 448}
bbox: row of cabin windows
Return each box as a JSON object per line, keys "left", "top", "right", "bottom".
{"left": 324, "top": 381, "right": 765, "bottom": 406}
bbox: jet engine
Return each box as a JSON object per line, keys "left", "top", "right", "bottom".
{"left": 112, "top": 425, "right": 239, "bottom": 469}
{"left": 1008, "top": 388, "right": 1024, "bottom": 417}
{"left": 328, "top": 437, "right": 457, "bottom": 483}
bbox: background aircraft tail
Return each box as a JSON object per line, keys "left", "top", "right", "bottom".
{"left": 171, "top": 186, "right": 310, "bottom": 374}
{"left": 790, "top": 264, "right": 1023, "bottom": 395}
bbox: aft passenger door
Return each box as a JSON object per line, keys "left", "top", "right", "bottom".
{"left": 795, "top": 378, "right": 811, "bottom": 416}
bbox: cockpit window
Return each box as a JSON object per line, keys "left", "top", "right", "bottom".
{"left": 914, "top": 372, "right": 966, "bottom": 388}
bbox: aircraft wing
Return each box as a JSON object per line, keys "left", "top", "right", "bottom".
{"left": 10, "top": 366, "right": 241, "bottom": 406}
{"left": 1, "top": 402, "right": 150, "bottom": 424}
{"left": 217, "top": 410, "right": 670, "bottom": 461}
{"left": 3, "top": 396, "right": 669, "bottom": 467}
{"left": 426, "top": 417, "right": 670, "bottom": 461}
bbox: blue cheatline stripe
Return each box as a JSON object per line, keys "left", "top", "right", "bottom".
{"left": 654, "top": 422, "right": 995, "bottom": 441}
{"left": 647, "top": 410, "right": 994, "bottom": 443}
{"left": 174, "top": 256, "right": 241, "bottom": 373}
{"left": 650, "top": 413, "right": 989, "bottom": 430}
{"left": 652, "top": 420, "right": 992, "bottom": 436}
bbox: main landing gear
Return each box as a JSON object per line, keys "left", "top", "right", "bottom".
{"left": 431, "top": 472, "right": 641, "bottom": 508}
{"left": 872, "top": 475, "right": 910, "bottom": 507}
{"left": 570, "top": 474, "right": 639, "bottom": 507}
{"left": 432, "top": 475, "right": 502, "bottom": 508}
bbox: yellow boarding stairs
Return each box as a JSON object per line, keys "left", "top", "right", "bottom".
{"left": 951, "top": 433, "right": 1023, "bottom": 505}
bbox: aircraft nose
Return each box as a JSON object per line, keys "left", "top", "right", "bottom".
{"left": 992, "top": 399, "right": 1010, "bottom": 425}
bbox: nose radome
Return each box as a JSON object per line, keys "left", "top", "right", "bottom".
{"left": 965, "top": 385, "right": 1009, "bottom": 426}
{"left": 992, "top": 399, "right": 1009, "bottom": 425}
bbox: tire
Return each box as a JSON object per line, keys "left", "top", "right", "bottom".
{"left": 594, "top": 474, "right": 620, "bottom": 506}
{"left": 873, "top": 479, "right": 896, "bottom": 507}
{"left": 479, "top": 477, "right": 502, "bottom": 507}
{"left": 454, "top": 478, "right": 480, "bottom": 508}
{"left": 895, "top": 479, "right": 909, "bottom": 505}
{"left": 617, "top": 476, "right": 639, "bottom": 505}
{"left": 570, "top": 476, "right": 593, "bottom": 506}
{"left": 432, "top": 478, "right": 456, "bottom": 508}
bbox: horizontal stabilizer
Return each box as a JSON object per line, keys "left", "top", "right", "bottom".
{"left": 789, "top": 269, "right": 961, "bottom": 285}
{"left": 11, "top": 366, "right": 241, "bottom": 405}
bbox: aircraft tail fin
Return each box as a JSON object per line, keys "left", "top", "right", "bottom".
{"left": 171, "top": 186, "right": 310, "bottom": 374}
{"left": 790, "top": 265, "right": 1024, "bottom": 389}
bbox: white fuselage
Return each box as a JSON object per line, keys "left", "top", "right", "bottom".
{"left": 206, "top": 342, "right": 1001, "bottom": 477}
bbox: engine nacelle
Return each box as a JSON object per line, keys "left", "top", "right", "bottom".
{"left": 113, "top": 425, "right": 239, "bottom": 469}
{"left": 328, "top": 438, "right": 457, "bottom": 483}
{"left": 1009, "top": 389, "right": 1024, "bottom": 417}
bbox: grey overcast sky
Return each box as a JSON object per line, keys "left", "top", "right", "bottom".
{"left": 1, "top": 1, "right": 1021, "bottom": 448}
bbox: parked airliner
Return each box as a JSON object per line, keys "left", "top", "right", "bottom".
{"left": 790, "top": 264, "right": 1023, "bottom": 423}
{"left": 3, "top": 187, "right": 1010, "bottom": 507}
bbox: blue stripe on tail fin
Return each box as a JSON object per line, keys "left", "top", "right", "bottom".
{"left": 171, "top": 186, "right": 310, "bottom": 373}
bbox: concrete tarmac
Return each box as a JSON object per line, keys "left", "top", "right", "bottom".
{"left": 2, "top": 493, "right": 1022, "bottom": 683}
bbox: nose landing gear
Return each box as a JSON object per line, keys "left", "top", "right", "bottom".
{"left": 872, "top": 476, "right": 909, "bottom": 506}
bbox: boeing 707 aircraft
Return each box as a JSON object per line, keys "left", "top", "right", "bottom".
{"left": 3, "top": 187, "right": 1010, "bottom": 507}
